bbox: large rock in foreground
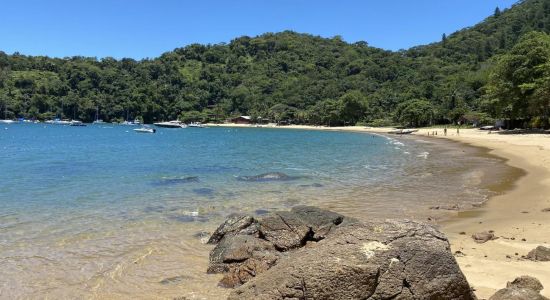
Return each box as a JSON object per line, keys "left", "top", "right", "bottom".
{"left": 228, "top": 219, "right": 475, "bottom": 300}
{"left": 207, "top": 206, "right": 475, "bottom": 299}
{"left": 207, "top": 206, "right": 351, "bottom": 287}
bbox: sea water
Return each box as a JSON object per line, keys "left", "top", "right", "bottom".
{"left": 0, "top": 124, "right": 515, "bottom": 299}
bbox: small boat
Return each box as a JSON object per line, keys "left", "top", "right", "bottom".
{"left": 188, "top": 122, "right": 206, "bottom": 128}
{"left": 0, "top": 119, "right": 16, "bottom": 124}
{"left": 120, "top": 120, "right": 138, "bottom": 126}
{"left": 134, "top": 126, "right": 156, "bottom": 133}
{"left": 92, "top": 106, "right": 105, "bottom": 124}
{"left": 153, "top": 120, "right": 187, "bottom": 128}
{"left": 46, "top": 118, "right": 72, "bottom": 125}
{"left": 69, "top": 120, "right": 86, "bottom": 127}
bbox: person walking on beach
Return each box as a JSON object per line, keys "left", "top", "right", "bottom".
{"left": 444, "top": 127, "right": 447, "bottom": 136}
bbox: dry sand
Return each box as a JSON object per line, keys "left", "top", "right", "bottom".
{"left": 208, "top": 123, "right": 550, "bottom": 298}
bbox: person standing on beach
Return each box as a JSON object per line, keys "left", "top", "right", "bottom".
{"left": 444, "top": 127, "right": 447, "bottom": 136}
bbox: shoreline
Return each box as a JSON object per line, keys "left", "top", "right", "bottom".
{"left": 414, "top": 128, "right": 550, "bottom": 299}
{"left": 208, "top": 123, "right": 550, "bottom": 298}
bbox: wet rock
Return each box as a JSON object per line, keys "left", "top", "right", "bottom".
{"left": 237, "top": 172, "right": 297, "bottom": 182}
{"left": 526, "top": 246, "right": 550, "bottom": 261}
{"left": 489, "top": 276, "right": 548, "bottom": 300}
{"left": 229, "top": 220, "right": 475, "bottom": 300}
{"left": 472, "top": 231, "right": 498, "bottom": 243}
{"left": 207, "top": 214, "right": 257, "bottom": 244}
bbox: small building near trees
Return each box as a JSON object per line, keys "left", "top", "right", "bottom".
{"left": 231, "top": 116, "right": 252, "bottom": 124}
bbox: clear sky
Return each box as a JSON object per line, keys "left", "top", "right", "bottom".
{"left": 0, "top": 0, "right": 519, "bottom": 59}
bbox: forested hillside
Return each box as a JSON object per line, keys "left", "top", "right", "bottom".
{"left": 1, "top": 0, "right": 550, "bottom": 127}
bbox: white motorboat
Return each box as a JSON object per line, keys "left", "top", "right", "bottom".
{"left": 46, "top": 118, "right": 72, "bottom": 125}
{"left": 120, "top": 120, "right": 138, "bottom": 126}
{"left": 0, "top": 119, "right": 16, "bottom": 124}
{"left": 134, "top": 126, "right": 156, "bottom": 133}
{"left": 153, "top": 120, "right": 187, "bottom": 128}
{"left": 188, "top": 122, "right": 206, "bottom": 128}
{"left": 69, "top": 120, "right": 86, "bottom": 126}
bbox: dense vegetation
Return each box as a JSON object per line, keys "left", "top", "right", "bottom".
{"left": 1, "top": 0, "right": 550, "bottom": 127}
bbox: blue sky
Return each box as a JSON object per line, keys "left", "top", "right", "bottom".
{"left": 0, "top": 0, "right": 518, "bottom": 59}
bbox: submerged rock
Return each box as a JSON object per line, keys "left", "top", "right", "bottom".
{"left": 472, "top": 231, "right": 498, "bottom": 243}
{"left": 207, "top": 206, "right": 475, "bottom": 299}
{"left": 236, "top": 172, "right": 297, "bottom": 182}
{"left": 168, "top": 215, "right": 208, "bottom": 223}
{"left": 254, "top": 209, "right": 270, "bottom": 215}
{"left": 526, "top": 246, "right": 550, "bottom": 261}
{"left": 153, "top": 176, "right": 199, "bottom": 186}
{"left": 489, "top": 276, "right": 548, "bottom": 300}
{"left": 159, "top": 275, "right": 188, "bottom": 285}
{"left": 192, "top": 187, "right": 215, "bottom": 196}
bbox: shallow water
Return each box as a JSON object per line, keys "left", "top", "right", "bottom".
{"left": 0, "top": 124, "right": 515, "bottom": 299}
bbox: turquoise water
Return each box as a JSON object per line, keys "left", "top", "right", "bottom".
{"left": 0, "top": 124, "right": 511, "bottom": 299}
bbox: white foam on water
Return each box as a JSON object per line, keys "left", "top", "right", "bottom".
{"left": 417, "top": 151, "right": 429, "bottom": 159}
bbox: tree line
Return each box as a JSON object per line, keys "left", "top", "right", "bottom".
{"left": 1, "top": 0, "right": 550, "bottom": 128}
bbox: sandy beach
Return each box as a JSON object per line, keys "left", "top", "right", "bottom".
{"left": 208, "top": 123, "right": 550, "bottom": 298}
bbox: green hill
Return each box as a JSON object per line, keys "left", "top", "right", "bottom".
{"left": 1, "top": 0, "right": 550, "bottom": 127}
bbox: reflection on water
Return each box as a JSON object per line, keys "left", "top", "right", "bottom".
{"left": 0, "top": 125, "right": 518, "bottom": 299}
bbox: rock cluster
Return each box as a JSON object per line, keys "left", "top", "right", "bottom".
{"left": 207, "top": 206, "right": 476, "bottom": 299}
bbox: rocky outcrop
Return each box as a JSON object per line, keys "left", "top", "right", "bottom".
{"left": 489, "top": 276, "right": 548, "bottom": 300}
{"left": 207, "top": 206, "right": 350, "bottom": 287}
{"left": 526, "top": 246, "right": 550, "bottom": 262}
{"left": 207, "top": 206, "right": 476, "bottom": 299}
{"left": 228, "top": 220, "right": 475, "bottom": 300}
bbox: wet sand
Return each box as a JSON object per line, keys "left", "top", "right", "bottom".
{"left": 209, "top": 124, "right": 550, "bottom": 298}
{"left": 414, "top": 128, "right": 550, "bottom": 299}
